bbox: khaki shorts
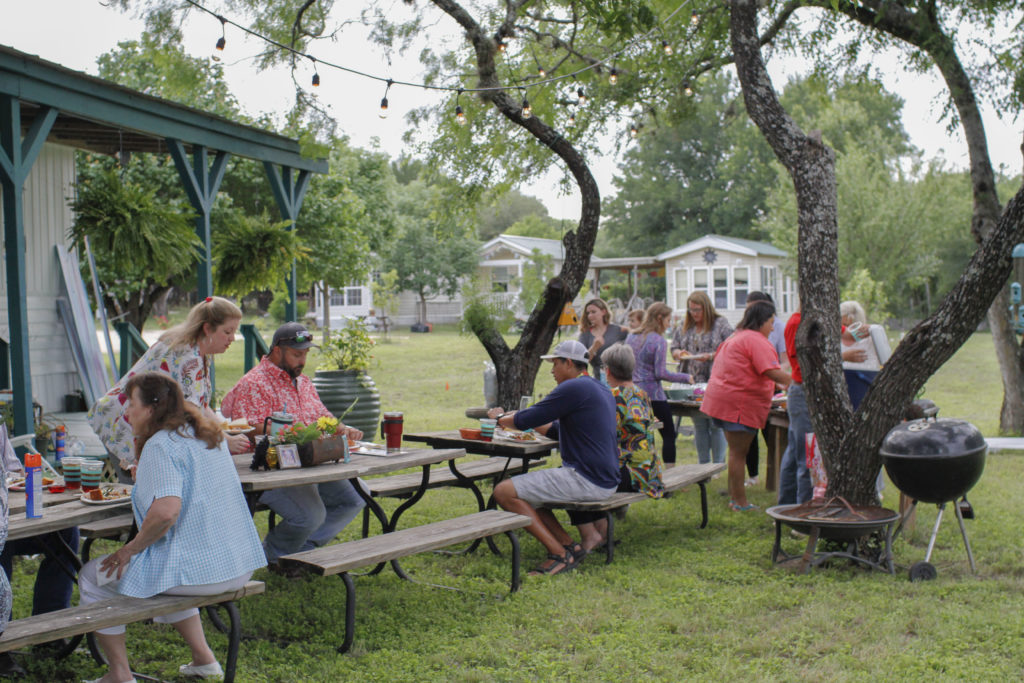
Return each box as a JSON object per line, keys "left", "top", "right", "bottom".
{"left": 510, "top": 467, "right": 616, "bottom": 507}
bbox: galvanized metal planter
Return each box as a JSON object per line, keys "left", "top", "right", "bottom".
{"left": 312, "top": 369, "right": 381, "bottom": 438}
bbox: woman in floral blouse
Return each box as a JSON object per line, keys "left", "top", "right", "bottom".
{"left": 89, "top": 296, "right": 247, "bottom": 479}
{"left": 569, "top": 343, "right": 664, "bottom": 555}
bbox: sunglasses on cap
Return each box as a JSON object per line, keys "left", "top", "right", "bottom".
{"left": 280, "top": 332, "right": 313, "bottom": 344}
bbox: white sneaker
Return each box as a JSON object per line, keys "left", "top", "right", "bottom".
{"left": 179, "top": 661, "right": 224, "bottom": 679}
{"left": 744, "top": 476, "right": 759, "bottom": 487}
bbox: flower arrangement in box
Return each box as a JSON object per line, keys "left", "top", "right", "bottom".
{"left": 274, "top": 416, "right": 349, "bottom": 467}
{"left": 274, "top": 416, "right": 340, "bottom": 446}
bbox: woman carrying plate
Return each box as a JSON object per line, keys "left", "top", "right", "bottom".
{"left": 670, "top": 291, "right": 733, "bottom": 465}
{"left": 89, "top": 296, "right": 249, "bottom": 481}
{"left": 79, "top": 372, "right": 265, "bottom": 683}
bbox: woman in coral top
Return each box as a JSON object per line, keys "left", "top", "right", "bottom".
{"left": 700, "top": 301, "right": 791, "bottom": 511}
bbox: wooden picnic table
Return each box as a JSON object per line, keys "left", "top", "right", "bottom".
{"left": 6, "top": 488, "right": 81, "bottom": 514}
{"left": 404, "top": 430, "right": 558, "bottom": 459}
{"left": 7, "top": 497, "right": 132, "bottom": 542}
{"left": 668, "top": 400, "right": 790, "bottom": 492}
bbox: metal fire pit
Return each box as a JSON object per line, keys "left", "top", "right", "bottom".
{"left": 767, "top": 500, "right": 900, "bottom": 574}
{"left": 881, "top": 417, "right": 987, "bottom": 581}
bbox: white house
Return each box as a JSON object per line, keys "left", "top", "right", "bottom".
{"left": 658, "top": 234, "right": 797, "bottom": 326}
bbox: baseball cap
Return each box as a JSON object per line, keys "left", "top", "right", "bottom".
{"left": 272, "top": 322, "right": 317, "bottom": 350}
{"left": 540, "top": 340, "right": 589, "bottom": 363}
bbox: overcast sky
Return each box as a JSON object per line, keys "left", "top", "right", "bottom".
{"left": 1, "top": 0, "right": 1020, "bottom": 221}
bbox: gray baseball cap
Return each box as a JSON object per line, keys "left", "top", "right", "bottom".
{"left": 540, "top": 340, "right": 589, "bottom": 363}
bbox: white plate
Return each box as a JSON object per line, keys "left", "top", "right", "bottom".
{"left": 81, "top": 484, "right": 133, "bottom": 505}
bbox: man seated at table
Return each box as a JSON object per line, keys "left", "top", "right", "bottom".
{"left": 222, "top": 322, "right": 365, "bottom": 575}
{"left": 488, "top": 340, "right": 619, "bottom": 576}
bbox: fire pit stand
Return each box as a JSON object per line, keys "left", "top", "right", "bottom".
{"left": 767, "top": 502, "right": 900, "bottom": 574}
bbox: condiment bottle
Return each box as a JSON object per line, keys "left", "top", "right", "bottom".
{"left": 25, "top": 452, "right": 43, "bottom": 519}
{"left": 54, "top": 424, "right": 66, "bottom": 463}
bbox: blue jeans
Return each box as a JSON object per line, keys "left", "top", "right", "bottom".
{"left": 1, "top": 527, "right": 79, "bottom": 616}
{"left": 777, "top": 382, "right": 812, "bottom": 505}
{"left": 260, "top": 479, "right": 366, "bottom": 562}
{"left": 691, "top": 414, "right": 726, "bottom": 464}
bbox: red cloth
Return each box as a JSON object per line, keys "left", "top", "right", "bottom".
{"left": 784, "top": 312, "right": 802, "bottom": 384}
{"left": 700, "top": 329, "right": 781, "bottom": 429}
{"left": 222, "top": 356, "right": 332, "bottom": 427}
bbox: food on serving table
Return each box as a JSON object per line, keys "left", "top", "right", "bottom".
{"left": 87, "top": 484, "right": 131, "bottom": 502}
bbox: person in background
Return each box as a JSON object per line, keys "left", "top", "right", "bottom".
{"left": 487, "top": 340, "right": 619, "bottom": 576}
{"left": 627, "top": 302, "right": 692, "bottom": 466}
{"left": 740, "top": 291, "right": 788, "bottom": 487}
{"left": 777, "top": 306, "right": 867, "bottom": 505}
{"left": 670, "top": 292, "right": 732, "bottom": 465}
{"left": 221, "top": 322, "right": 365, "bottom": 575}
{"left": 89, "top": 296, "right": 250, "bottom": 481}
{"left": 79, "top": 372, "right": 265, "bottom": 683}
{"left": 625, "top": 309, "right": 645, "bottom": 333}
{"left": 577, "top": 298, "right": 627, "bottom": 381}
{"left": 570, "top": 343, "right": 663, "bottom": 554}
{"left": 840, "top": 300, "right": 891, "bottom": 410}
{"left": 700, "top": 301, "right": 791, "bottom": 511}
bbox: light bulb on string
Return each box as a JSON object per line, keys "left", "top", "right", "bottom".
{"left": 538, "top": 65, "right": 547, "bottom": 78}
{"left": 568, "top": 110, "right": 576, "bottom": 126}
{"left": 630, "top": 123, "right": 640, "bottom": 139}
{"left": 690, "top": 10, "right": 700, "bottom": 26}
{"left": 379, "top": 79, "right": 393, "bottom": 119}
{"left": 577, "top": 87, "right": 587, "bottom": 105}
{"left": 683, "top": 81, "right": 693, "bottom": 97}
{"left": 661, "top": 40, "right": 674, "bottom": 56}
{"left": 215, "top": 16, "right": 227, "bottom": 52}
{"left": 309, "top": 57, "right": 320, "bottom": 87}
{"left": 521, "top": 96, "right": 532, "bottom": 120}
{"left": 609, "top": 67, "right": 618, "bottom": 85}
{"left": 455, "top": 89, "right": 467, "bottom": 125}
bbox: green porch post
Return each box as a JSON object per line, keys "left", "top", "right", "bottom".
{"left": 264, "top": 163, "right": 311, "bottom": 322}
{"left": 0, "top": 96, "right": 57, "bottom": 438}
{"left": 167, "top": 140, "right": 229, "bottom": 300}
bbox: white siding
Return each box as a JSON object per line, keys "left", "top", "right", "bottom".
{"left": 0, "top": 144, "right": 82, "bottom": 413}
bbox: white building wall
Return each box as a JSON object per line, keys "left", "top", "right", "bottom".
{"left": 0, "top": 143, "right": 82, "bottom": 413}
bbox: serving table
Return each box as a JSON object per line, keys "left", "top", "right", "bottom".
{"left": 668, "top": 400, "right": 789, "bottom": 491}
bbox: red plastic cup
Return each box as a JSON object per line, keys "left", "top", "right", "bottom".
{"left": 381, "top": 412, "right": 404, "bottom": 453}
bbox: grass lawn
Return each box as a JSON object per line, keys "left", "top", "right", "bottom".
{"left": 11, "top": 326, "right": 1024, "bottom": 681}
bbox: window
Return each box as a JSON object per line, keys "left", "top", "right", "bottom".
{"left": 761, "top": 265, "right": 778, "bottom": 300}
{"left": 673, "top": 268, "right": 689, "bottom": 310}
{"left": 345, "top": 287, "right": 362, "bottom": 307}
{"left": 782, "top": 275, "right": 798, "bottom": 314}
{"left": 491, "top": 266, "right": 510, "bottom": 293}
{"left": 713, "top": 267, "right": 729, "bottom": 309}
{"left": 733, "top": 267, "right": 749, "bottom": 308}
{"left": 692, "top": 268, "right": 709, "bottom": 297}
{"left": 329, "top": 289, "right": 345, "bottom": 307}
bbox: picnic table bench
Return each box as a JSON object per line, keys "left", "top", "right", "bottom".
{"left": 279, "top": 510, "right": 532, "bottom": 653}
{"left": 545, "top": 462, "right": 725, "bottom": 563}
{"left": 0, "top": 580, "right": 265, "bottom": 682}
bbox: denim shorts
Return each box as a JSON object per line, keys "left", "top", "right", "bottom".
{"left": 710, "top": 417, "right": 757, "bottom": 434}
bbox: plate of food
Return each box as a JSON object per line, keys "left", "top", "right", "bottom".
{"left": 81, "top": 484, "right": 133, "bottom": 505}
{"left": 222, "top": 418, "right": 254, "bottom": 435}
{"left": 7, "top": 475, "right": 62, "bottom": 492}
{"left": 495, "top": 429, "right": 540, "bottom": 442}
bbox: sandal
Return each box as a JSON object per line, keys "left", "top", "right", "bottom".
{"left": 528, "top": 551, "right": 577, "bottom": 576}
{"left": 564, "top": 543, "right": 588, "bottom": 564}
{"left": 729, "top": 500, "right": 759, "bottom": 511}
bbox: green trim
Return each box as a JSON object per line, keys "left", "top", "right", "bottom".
{"left": 168, "top": 141, "right": 229, "bottom": 299}
{"left": 115, "top": 322, "right": 149, "bottom": 377}
{"left": 241, "top": 324, "right": 270, "bottom": 373}
{"left": 265, "top": 163, "right": 312, "bottom": 322}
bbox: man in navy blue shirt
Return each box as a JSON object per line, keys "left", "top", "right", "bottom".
{"left": 489, "top": 340, "right": 619, "bottom": 575}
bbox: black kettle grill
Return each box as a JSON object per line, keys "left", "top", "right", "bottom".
{"left": 880, "top": 417, "right": 986, "bottom": 581}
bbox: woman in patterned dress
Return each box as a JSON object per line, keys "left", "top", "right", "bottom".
{"left": 570, "top": 343, "right": 664, "bottom": 555}
{"left": 79, "top": 372, "right": 265, "bottom": 683}
{"left": 88, "top": 296, "right": 247, "bottom": 478}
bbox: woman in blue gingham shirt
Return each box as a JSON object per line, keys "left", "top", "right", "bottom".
{"left": 79, "top": 372, "right": 265, "bottom": 683}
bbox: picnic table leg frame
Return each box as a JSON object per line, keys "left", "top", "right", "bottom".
{"left": 350, "top": 479, "right": 395, "bottom": 577}
{"left": 506, "top": 530, "right": 522, "bottom": 592}
{"left": 337, "top": 572, "right": 356, "bottom": 654}
{"left": 697, "top": 479, "right": 709, "bottom": 529}
{"left": 435, "top": 460, "right": 500, "bottom": 556}
{"left": 603, "top": 511, "right": 616, "bottom": 564}
{"left": 220, "top": 600, "right": 242, "bottom": 683}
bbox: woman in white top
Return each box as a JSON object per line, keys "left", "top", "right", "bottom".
{"left": 840, "top": 300, "right": 892, "bottom": 409}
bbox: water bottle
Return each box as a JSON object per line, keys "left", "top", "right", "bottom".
{"left": 25, "top": 452, "right": 43, "bottom": 519}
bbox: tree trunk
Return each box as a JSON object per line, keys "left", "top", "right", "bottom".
{"left": 430, "top": 0, "right": 601, "bottom": 407}
{"left": 813, "top": 0, "right": 1024, "bottom": 433}
{"left": 731, "top": 0, "right": 1024, "bottom": 504}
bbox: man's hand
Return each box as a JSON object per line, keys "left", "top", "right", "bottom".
{"left": 842, "top": 348, "right": 868, "bottom": 363}
{"left": 487, "top": 407, "right": 505, "bottom": 420}
{"left": 344, "top": 426, "right": 363, "bottom": 441}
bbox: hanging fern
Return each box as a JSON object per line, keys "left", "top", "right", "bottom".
{"left": 212, "top": 210, "right": 310, "bottom": 298}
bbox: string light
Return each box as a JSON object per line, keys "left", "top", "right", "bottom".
{"left": 630, "top": 122, "right": 640, "bottom": 138}
{"left": 215, "top": 16, "right": 226, "bottom": 51}
{"left": 661, "top": 40, "right": 674, "bottom": 56}
{"left": 690, "top": 10, "right": 700, "bottom": 26}
{"left": 568, "top": 110, "right": 576, "bottom": 126}
{"left": 183, "top": 0, "right": 696, "bottom": 100}
{"left": 577, "top": 87, "right": 587, "bottom": 105}
{"left": 609, "top": 67, "right": 618, "bottom": 85}
{"left": 538, "top": 65, "right": 547, "bottom": 78}
{"left": 455, "top": 89, "right": 467, "bottom": 125}
{"left": 521, "top": 95, "right": 532, "bottom": 119}
{"left": 683, "top": 81, "right": 693, "bottom": 96}
{"left": 379, "top": 79, "right": 393, "bottom": 118}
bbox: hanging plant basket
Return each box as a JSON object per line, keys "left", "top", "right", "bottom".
{"left": 312, "top": 369, "right": 381, "bottom": 439}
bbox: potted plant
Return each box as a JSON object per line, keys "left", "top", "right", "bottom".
{"left": 312, "top": 318, "right": 381, "bottom": 438}
{"left": 274, "top": 417, "right": 350, "bottom": 467}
